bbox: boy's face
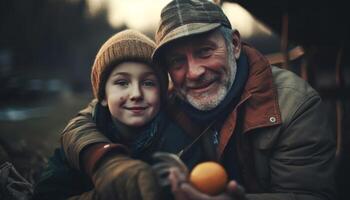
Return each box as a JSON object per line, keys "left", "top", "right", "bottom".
{"left": 102, "top": 62, "right": 161, "bottom": 127}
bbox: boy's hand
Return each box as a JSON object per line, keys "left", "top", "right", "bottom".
{"left": 169, "top": 167, "right": 247, "bottom": 200}
{"left": 92, "top": 154, "right": 160, "bottom": 200}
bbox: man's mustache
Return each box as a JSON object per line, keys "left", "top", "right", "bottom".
{"left": 185, "top": 74, "right": 219, "bottom": 88}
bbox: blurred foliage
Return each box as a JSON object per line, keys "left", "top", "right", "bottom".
{"left": 0, "top": 0, "right": 123, "bottom": 90}
{"left": 0, "top": 1, "right": 126, "bottom": 183}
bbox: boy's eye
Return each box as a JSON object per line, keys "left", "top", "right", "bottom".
{"left": 142, "top": 80, "right": 157, "bottom": 87}
{"left": 114, "top": 80, "right": 129, "bottom": 86}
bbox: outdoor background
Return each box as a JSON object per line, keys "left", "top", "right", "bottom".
{"left": 0, "top": 0, "right": 349, "bottom": 199}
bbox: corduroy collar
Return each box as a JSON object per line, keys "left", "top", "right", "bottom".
{"left": 240, "top": 44, "right": 282, "bottom": 132}
{"left": 217, "top": 44, "right": 282, "bottom": 156}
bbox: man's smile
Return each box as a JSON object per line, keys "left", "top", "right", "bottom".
{"left": 186, "top": 79, "right": 219, "bottom": 94}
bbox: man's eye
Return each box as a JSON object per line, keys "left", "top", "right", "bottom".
{"left": 197, "top": 47, "right": 213, "bottom": 58}
{"left": 168, "top": 57, "right": 186, "bottom": 70}
{"left": 114, "top": 80, "right": 129, "bottom": 86}
{"left": 142, "top": 80, "right": 157, "bottom": 87}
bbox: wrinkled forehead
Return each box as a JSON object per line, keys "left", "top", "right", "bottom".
{"left": 163, "top": 29, "right": 223, "bottom": 54}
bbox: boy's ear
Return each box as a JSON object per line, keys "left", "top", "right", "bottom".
{"left": 101, "top": 99, "right": 107, "bottom": 107}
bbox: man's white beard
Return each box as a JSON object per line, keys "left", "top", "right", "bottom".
{"left": 185, "top": 84, "right": 229, "bottom": 110}
{"left": 178, "top": 55, "right": 237, "bottom": 111}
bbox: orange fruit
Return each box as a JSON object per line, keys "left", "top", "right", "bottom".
{"left": 189, "top": 161, "right": 228, "bottom": 196}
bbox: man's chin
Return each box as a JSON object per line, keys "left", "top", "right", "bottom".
{"left": 185, "top": 94, "right": 222, "bottom": 111}
{"left": 188, "top": 86, "right": 229, "bottom": 110}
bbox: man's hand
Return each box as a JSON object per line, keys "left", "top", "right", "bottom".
{"left": 168, "top": 167, "right": 247, "bottom": 200}
{"left": 92, "top": 154, "right": 160, "bottom": 200}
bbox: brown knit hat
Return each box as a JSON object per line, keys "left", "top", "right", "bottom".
{"left": 153, "top": 0, "right": 231, "bottom": 61}
{"left": 91, "top": 29, "right": 168, "bottom": 102}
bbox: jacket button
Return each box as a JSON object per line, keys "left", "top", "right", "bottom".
{"left": 269, "top": 116, "right": 276, "bottom": 123}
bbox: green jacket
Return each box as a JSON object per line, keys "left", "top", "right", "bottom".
{"left": 60, "top": 44, "right": 336, "bottom": 200}
{"left": 224, "top": 45, "right": 336, "bottom": 199}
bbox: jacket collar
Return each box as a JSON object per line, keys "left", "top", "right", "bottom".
{"left": 240, "top": 44, "right": 282, "bottom": 132}
{"left": 218, "top": 44, "right": 282, "bottom": 156}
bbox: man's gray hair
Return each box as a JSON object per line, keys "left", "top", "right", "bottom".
{"left": 217, "top": 26, "right": 237, "bottom": 94}
{"left": 218, "top": 26, "right": 234, "bottom": 59}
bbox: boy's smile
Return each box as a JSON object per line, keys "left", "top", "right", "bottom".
{"left": 124, "top": 105, "right": 149, "bottom": 115}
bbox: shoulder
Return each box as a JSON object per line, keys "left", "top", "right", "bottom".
{"left": 271, "top": 66, "right": 318, "bottom": 97}
{"left": 271, "top": 66, "right": 321, "bottom": 124}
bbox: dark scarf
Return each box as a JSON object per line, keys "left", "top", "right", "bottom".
{"left": 93, "top": 104, "right": 164, "bottom": 156}
{"left": 179, "top": 52, "right": 249, "bottom": 125}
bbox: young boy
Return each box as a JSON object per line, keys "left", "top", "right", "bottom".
{"left": 33, "top": 30, "right": 203, "bottom": 200}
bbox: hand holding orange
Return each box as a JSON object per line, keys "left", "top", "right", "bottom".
{"left": 189, "top": 161, "right": 228, "bottom": 196}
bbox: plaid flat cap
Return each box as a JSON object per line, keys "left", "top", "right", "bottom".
{"left": 153, "top": 0, "right": 232, "bottom": 61}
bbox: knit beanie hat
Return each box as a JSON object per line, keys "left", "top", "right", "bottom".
{"left": 91, "top": 29, "right": 168, "bottom": 102}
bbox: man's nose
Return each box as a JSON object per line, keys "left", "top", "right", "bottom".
{"left": 130, "top": 84, "right": 143, "bottom": 101}
{"left": 186, "top": 57, "right": 205, "bottom": 80}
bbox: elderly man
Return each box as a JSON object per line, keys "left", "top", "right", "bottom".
{"left": 43, "top": 0, "right": 336, "bottom": 200}
{"left": 150, "top": 1, "right": 336, "bottom": 200}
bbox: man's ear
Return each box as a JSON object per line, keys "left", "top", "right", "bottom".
{"left": 101, "top": 99, "right": 107, "bottom": 107}
{"left": 231, "top": 30, "right": 241, "bottom": 59}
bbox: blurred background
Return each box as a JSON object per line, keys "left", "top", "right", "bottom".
{"left": 0, "top": 0, "right": 349, "bottom": 199}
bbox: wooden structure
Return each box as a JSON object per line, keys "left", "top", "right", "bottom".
{"left": 219, "top": 0, "right": 349, "bottom": 199}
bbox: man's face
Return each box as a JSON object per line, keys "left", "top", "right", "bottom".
{"left": 165, "top": 30, "right": 237, "bottom": 110}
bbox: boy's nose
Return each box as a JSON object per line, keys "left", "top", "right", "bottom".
{"left": 130, "top": 85, "right": 143, "bottom": 101}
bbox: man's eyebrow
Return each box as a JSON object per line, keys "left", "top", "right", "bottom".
{"left": 204, "top": 40, "right": 216, "bottom": 45}
{"left": 165, "top": 52, "right": 183, "bottom": 60}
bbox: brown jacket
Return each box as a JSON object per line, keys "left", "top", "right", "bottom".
{"left": 61, "top": 44, "right": 336, "bottom": 200}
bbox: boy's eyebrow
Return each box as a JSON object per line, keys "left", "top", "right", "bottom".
{"left": 140, "top": 72, "right": 158, "bottom": 79}
{"left": 110, "top": 71, "right": 157, "bottom": 77}
{"left": 142, "top": 71, "right": 157, "bottom": 76}
{"left": 110, "top": 72, "right": 130, "bottom": 77}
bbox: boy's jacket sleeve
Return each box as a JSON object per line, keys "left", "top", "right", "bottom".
{"left": 61, "top": 99, "right": 111, "bottom": 170}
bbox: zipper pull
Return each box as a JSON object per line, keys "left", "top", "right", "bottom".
{"left": 213, "top": 130, "right": 219, "bottom": 145}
